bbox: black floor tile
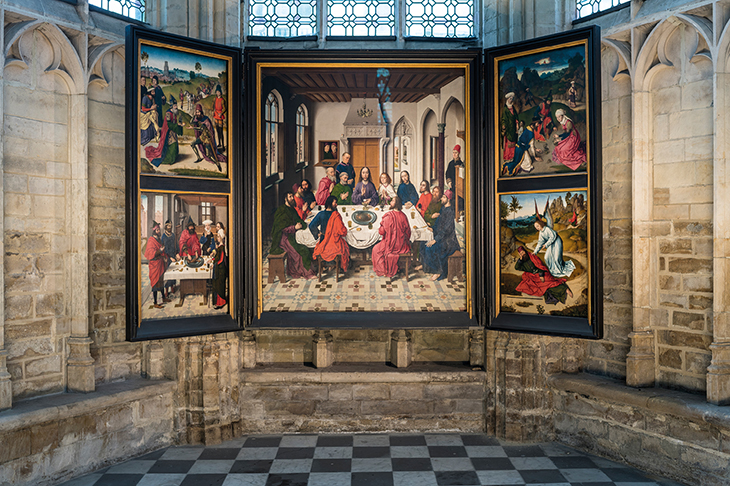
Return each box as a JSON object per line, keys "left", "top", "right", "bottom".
{"left": 352, "top": 471, "right": 394, "bottom": 486}
{"left": 391, "top": 457, "right": 432, "bottom": 471}
{"left": 147, "top": 460, "right": 196, "bottom": 474}
{"left": 470, "top": 457, "right": 515, "bottom": 470}
{"left": 428, "top": 446, "right": 468, "bottom": 457}
{"left": 603, "top": 467, "right": 654, "bottom": 482}
{"left": 230, "top": 459, "right": 274, "bottom": 473}
{"left": 503, "top": 445, "right": 545, "bottom": 457}
{"left": 93, "top": 475, "right": 144, "bottom": 486}
{"left": 353, "top": 446, "right": 391, "bottom": 458}
{"left": 180, "top": 474, "right": 227, "bottom": 486}
{"left": 243, "top": 436, "right": 282, "bottom": 448}
{"left": 519, "top": 469, "right": 567, "bottom": 483}
{"left": 198, "top": 448, "right": 241, "bottom": 460}
{"left": 434, "top": 470, "right": 481, "bottom": 485}
{"left": 316, "top": 435, "right": 354, "bottom": 447}
{"left": 461, "top": 434, "right": 500, "bottom": 446}
{"left": 265, "top": 473, "right": 310, "bottom": 486}
{"left": 311, "top": 458, "right": 352, "bottom": 472}
{"left": 136, "top": 449, "right": 167, "bottom": 460}
{"left": 275, "top": 447, "right": 315, "bottom": 459}
{"left": 550, "top": 456, "right": 597, "bottom": 468}
{"left": 390, "top": 435, "right": 428, "bottom": 446}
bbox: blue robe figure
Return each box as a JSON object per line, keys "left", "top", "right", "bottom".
{"left": 335, "top": 162, "right": 356, "bottom": 188}
{"left": 397, "top": 181, "right": 419, "bottom": 207}
{"left": 421, "top": 202, "right": 460, "bottom": 280}
{"left": 502, "top": 124, "right": 535, "bottom": 176}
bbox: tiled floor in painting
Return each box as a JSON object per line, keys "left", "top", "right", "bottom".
{"left": 262, "top": 262, "right": 468, "bottom": 312}
{"left": 58, "top": 433, "right": 686, "bottom": 486}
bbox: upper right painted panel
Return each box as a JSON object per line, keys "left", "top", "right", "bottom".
{"left": 495, "top": 40, "right": 590, "bottom": 179}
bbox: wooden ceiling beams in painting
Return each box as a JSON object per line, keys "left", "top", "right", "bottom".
{"left": 263, "top": 68, "right": 463, "bottom": 102}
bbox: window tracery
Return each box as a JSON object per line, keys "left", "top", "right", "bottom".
{"left": 89, "top": 0, "right": 145, "bottom": 21}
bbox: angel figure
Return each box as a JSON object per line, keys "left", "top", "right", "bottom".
{"left": 532, "top": 198, "right": 575, "bottom": 278}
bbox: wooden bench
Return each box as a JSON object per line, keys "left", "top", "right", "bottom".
{"left": 317, "top": 254, "right": 341, "bottom": 283}
{"left": 448, "top": 250, "right": 465, "bottom": 282}
{"left": 267, "top": 253, "right": 287, "bottom": 283}
{"left": 398, "top": 251, "right": 413, "bottom": 281}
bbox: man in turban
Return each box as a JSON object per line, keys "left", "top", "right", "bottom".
{"left": 179, "top": 217, "right": 202, "bottom": 259}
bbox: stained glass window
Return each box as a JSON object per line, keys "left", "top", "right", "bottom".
{"left": 327, "top": 0, "right": 395, "bottom": 37}
{"left": 405, "top": 0, "right": 473, "bottom": 38}
{"left": 576, "top": 0, "right": 629, "bottom": 19}
{"left": 89, "top": 0, "right": 145, "bottom": 21}
{"left": 249, "top": 0, "right": 317, "bottom": 37}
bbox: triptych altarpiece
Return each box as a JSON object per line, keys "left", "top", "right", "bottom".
{"left": 125, "top": 25, "right": 602, "bottom": 341}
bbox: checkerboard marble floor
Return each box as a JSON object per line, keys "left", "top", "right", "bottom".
{"left": 58, "top": 433, "right": 686, "bottom": 486}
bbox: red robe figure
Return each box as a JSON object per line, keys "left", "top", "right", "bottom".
{"left": 144, "top": 221, "right": 170, "bottom": 308}
{"left": 311, "top": 196, "right": 350, "bottom": 272}
{"left": 292, "top": 183, "right": 314, "bottom": 220}
{"left": 316, "top": 167, "right": 337, "bottom": 205}
{"left": 514, "top": 246, "right": 572, "bottom": 305}
{"left": 179, "top": 218, "right": 202, "bottom": 258}
{"left": 372, "top": 196, "right": 412, "bottom": 278}
{"left": 416, "top": 180, "right": 432, "bottom": 217}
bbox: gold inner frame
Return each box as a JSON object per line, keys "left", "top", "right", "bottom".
{"left": 255, "top": 61, "right": 472, "bottom": 319}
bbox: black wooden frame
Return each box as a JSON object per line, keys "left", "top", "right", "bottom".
{"left": 244, "top": 49, "right": 485, "bottom": 329}
{"left": 485, "top": 26, "right": 603, "bottom": 339}
{"left": 125, "top": 25, "right": 243, "bottom": 341}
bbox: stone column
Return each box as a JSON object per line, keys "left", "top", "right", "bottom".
{"left": 241, "top": 330, "right": 257, "bottom": 369}
{"left": 469, "top": 328, "right": 485, "bottom": 368}
{"left": 437, "top": 123, "right": 445, "bottom": 191}
{"left": 0, "top": 14, "right": 11, "bottom": 411}
{"left": 707, "top": 67, "right": 730, "bottom": 404}
{"left": 67, "top": 92, "right": 95, "bottom": 393}
{"left": 625, "top": 89, "right": 656, "bottom": 388}
{"left": 312, "top": 330, "right": 333, "bottom": 368}
{"left": 390, "top": 330, "right": 412, "bottom": 368}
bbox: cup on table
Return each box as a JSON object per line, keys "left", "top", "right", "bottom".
{"left": 348, "top": 220, "right": 352, "bottom": 228}
{"left": 318, "top": 205, "right": 322, "bottom": 210}
{"left": 410, "top": 211, "right": 415, "bottom": 219}
{"left": 368, "top": 223, "right": 373, "bottom": 230}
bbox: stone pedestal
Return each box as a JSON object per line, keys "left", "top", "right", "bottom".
{"left": 469, "top": 329, "right": 484, "bottom": 367}
{"left": 0, "top": 349, "right": 11, "bottom": 411}
{"left": 145, "top": 342, "right": 165, "bottom": 380}
{"left": 242, "top": 331, "right": 257, "bottom": 369}
{"left": 67, "top": 336, "right": 95, "bottom": 393}
{"left": 626, "top": 330, "right": 655, "bottom": 387}
{"left": 707, "top": 342, "right": 730, "bottom": 405}
{"left": 390, "top": 330, "right": 412, "bottom": 368}
{"left": 312, "top": 330, "right": 333, "bottom": 368}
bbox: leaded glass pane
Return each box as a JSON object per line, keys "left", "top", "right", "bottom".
{"left": 249, "top": 0, "right": 317, "bottom": 37}
{"left": 327, "top": 0, "right": 395, "bottom": 37}
{"left": 89, "top": 0, "right": 145, "bottom": 21}
{"left": 576, "top": 0, "right": 629, "bottom": 18}
{"left": 405, "top": 0, "right": 473, "bottom": 38}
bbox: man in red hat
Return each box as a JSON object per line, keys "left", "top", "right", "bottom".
{"left": 445, "top": 144, "right": 464, "bottom": 190}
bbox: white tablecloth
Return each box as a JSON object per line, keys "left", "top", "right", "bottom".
{"left": 296, "top": 205, "right": 432, "bottom": 250}
{"left": 163, "top": 256, "right": 213, "bottom": 280}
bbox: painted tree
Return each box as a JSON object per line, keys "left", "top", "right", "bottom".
{"left": 508, "top": 195, "right": 522, "bottom": 220}
{"left": 195, "top": 62, "right": 202, "bottom": 75}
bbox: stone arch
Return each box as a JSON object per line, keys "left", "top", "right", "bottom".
{"left": 634, "top": 16, "right": 711, "bottom": 92}
{"left": 5, "top": 22, "right": 85, "bottom": 95}
{"left": 88, "top": 42, "right": 124, "bottom": 88}
{"left": 601, "top": 38, "right": 632, "bottom": 82}
{"left": 440, "top": 96, "right": 463, "bottom": 126}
